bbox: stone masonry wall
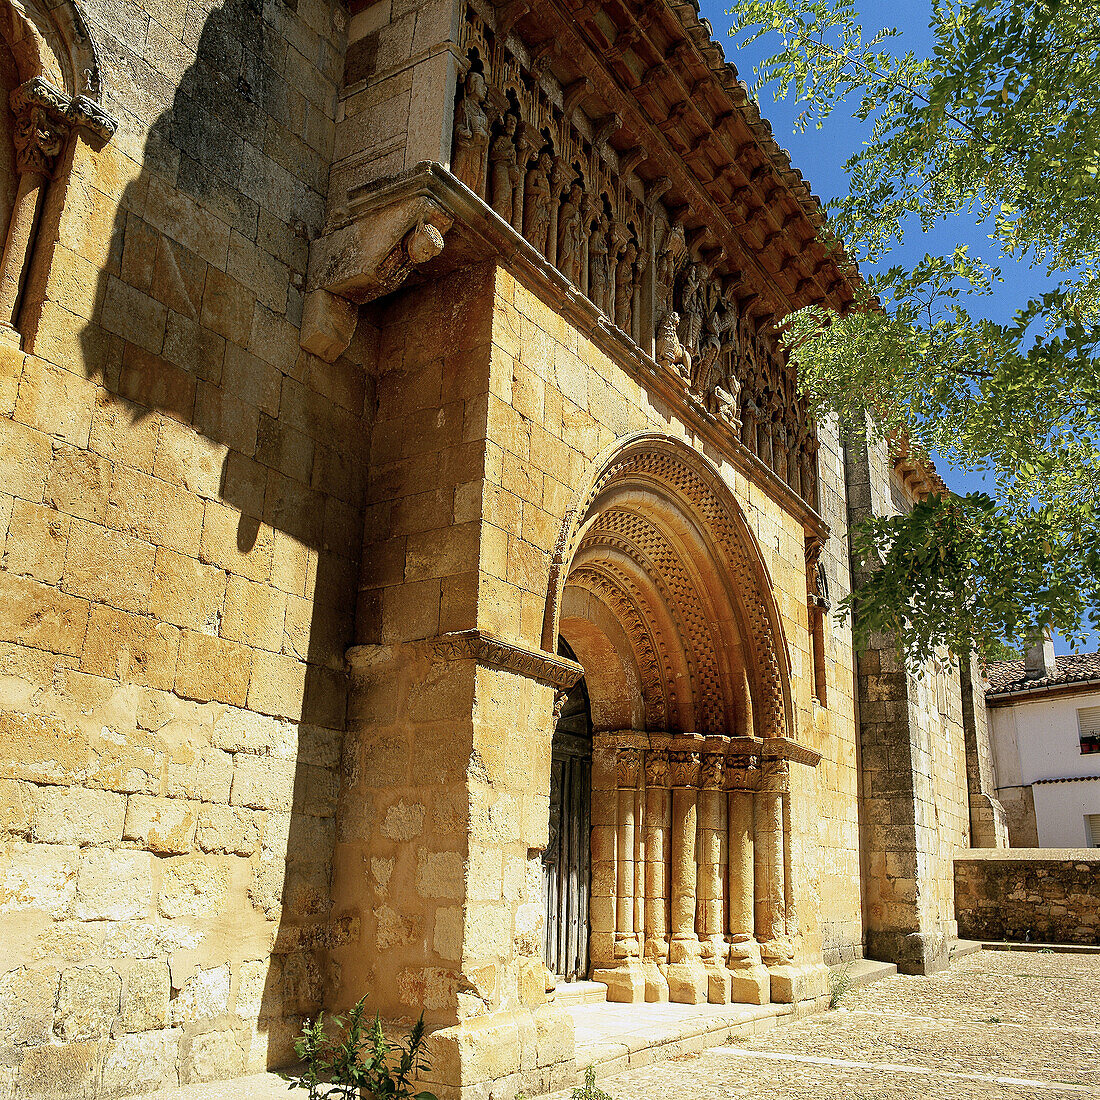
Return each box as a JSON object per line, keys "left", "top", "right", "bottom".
{"left": 845, "top": 438, "right": 973, "bottom": 973}
{"left": 955, "top": 851, "right": 1100, "bottom": 944}
{"left": 0, "top": 0, "right": 376, "bottom": 1093}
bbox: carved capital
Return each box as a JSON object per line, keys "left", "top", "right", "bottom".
{"left": 668, "top": 749, "right": 700, "bottom": 789}
{"left": 699, "top": 752, "right": 724, "bottom": 790}
{"left": 722, "top": 758, "right": 757, "bottom": 792}
{"left": 11, "top": 80, "right": 69, "bottom": 176}
{"left": 758, "top": 757, "right": 789, "bottom": 794}
{"left": 643, "top": 748, "right": 669, "bottom": 788}
{"left": 615, "top": 747, "right": 641, "bottom": 789}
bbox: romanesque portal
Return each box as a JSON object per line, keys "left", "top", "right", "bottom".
{"left": 542, "top": 437, "right": 819, "bottom": 1005}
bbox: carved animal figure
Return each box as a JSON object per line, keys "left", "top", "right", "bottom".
{"left": 656, "top": 311, "right": 691, "bottom": 382}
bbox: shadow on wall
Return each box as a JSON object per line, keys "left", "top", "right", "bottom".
{"left": 75, "top": 0, "right": 368, "bottom": 1071}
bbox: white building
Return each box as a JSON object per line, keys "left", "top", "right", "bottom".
{"left": 986, "top": 639, "right": 1100, "bottom": 847}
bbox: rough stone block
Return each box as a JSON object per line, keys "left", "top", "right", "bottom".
{"left": 171, "top": 964, "right": 231, "bottom": 1025}
{"left": 32, "top": 786, "right": 126, "bottom": 846}
{"left": 230, "top": 754, "right": 295, "bottom": 811}
{"left": 181, "top": 1027, "right": 247, "bottom": 1084}
{"left": 75, "top": 849, "right": 153, "bottom": 921}
{"left": 158, "top": 856, "right": 231, "bottom": 919}
{"left": 0, "top": 965, "right": 57, "bottom": 1046}
{"left": 118, "top": 959, "right": 171, "bottom": 1034}
{"left": 123, "top": 795, "right": 199, "bottom": 855}
{"left": 54, "top": 965, "right": 121, "bottom": 1041}
{"left": 101, "top": 1028, "right": 182, "bottom": 1094}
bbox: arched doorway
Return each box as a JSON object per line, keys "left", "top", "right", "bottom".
{"left": 543, "top": 637, "right": 592, "bottom": 982}
{"left": 542, "top": 435, "right": 812, "bottom": 1005}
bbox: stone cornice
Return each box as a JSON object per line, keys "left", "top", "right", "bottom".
{"left": 314, "top": 163, "right": 829, "bottom": 539}
{"left": 347, "top": 629, "right": 583, "bottom": 690}
{"left": 492, "top": 0, "right": 858, "bottom": 317}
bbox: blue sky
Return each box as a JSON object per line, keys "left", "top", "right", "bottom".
{"left": 698, "top": 0, "right": 1097, "bottom": 654}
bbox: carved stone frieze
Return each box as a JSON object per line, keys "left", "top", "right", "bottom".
{"left": 699, "top": 752, "right": 724, "bottom": 790}
{"left": 448, "top": 3, "right": 823, "bottom": 509}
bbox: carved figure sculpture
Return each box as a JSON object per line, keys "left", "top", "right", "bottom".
{"left": 589, "top": 213, "right": 611, "bottom": 314}
{"left": 451, "top": 70, "right": 490, "bottom": 195}
{"left": 714, "top": 362, "right": 741, "bottom": 430}
{"left": 522, "top": 150, "right": 553, "bottom": 256}
{"left": 677, "top": 261, "right": 707, "bottom": 354}
{"left": 489, "top": 112, "right": 520, "bottom": 223}
{"left": 614, "top": 241, "right": 636, "bottom": 332}
{"left": 557, "top": 182, "right": 585, "bottom": 286}
{"left": 656, "top": 311, "right": 691, "bottom": 383}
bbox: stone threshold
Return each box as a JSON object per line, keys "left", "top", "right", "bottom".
{"left": 563, "top": 958, "right": 899, "bottom": 1088}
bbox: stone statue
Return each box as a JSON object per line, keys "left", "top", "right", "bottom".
{"left": 589, "top": 214, "right": 611, "bottom": 314}
{"left": 614, "top": 241, "right": 636, "bottom": 332}
{"left": 522, "top": 150, "right": 553, "bottom": 256}
{"left": 677, "top": 260, "right": 709, "bottom": 358}
{"left": 451, "top": 70, "right": 490, "bottom": 196}
{"left": 489, "top": 112, "right": 521, "bottom": 223}
{"left": 656, "top": 310, "right": 691, "bottom": 382}
{"left": 557, "top": 181, "right": 585, "bottom": 286}
{"left": 714, "top": 358, "right": 741, "bottom": 429}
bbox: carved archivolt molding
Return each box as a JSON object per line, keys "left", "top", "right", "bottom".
{"left": 566, "top": 563, "right": 669, "bottom": 730}
{"left": 548, "top": 435, "right": 794, "bottom": 743}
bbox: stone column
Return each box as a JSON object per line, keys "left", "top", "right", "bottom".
{"left": 593, "top": 746, "right": 644, "bottom": 1001}
{"left": 754, "top": 757, "right": 788, "bottom": 949}
{"left": 615, "top": 747, "right": 640, "bottom": 955}
{"left": 642, "top": 748, "right": 670, "bottom": 1002}
{"left": 666, "top": 747, "right": 707, "bottom": 1003}
{"left": 0, "top": 91, "right": 66, "bottom": 339}
{"left": 725, "top": 758, "right": 769, "bottom": 1004}
{"left": 698, "top": 751, "right": 731, "bottom": 1003}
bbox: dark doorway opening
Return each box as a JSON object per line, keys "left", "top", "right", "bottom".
{"left": 543, "top": 637, "right": 592, "bottom": 982}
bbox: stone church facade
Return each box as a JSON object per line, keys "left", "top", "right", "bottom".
{"left": 0, "top": 0, "right": 1006, "bottom": 1095}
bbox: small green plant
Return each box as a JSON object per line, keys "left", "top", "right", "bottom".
{"left": 828, "top": 962, "right": 854, "bottom": 1009}
{"left": 985, "top": 1015, "right": 1002, "bottom": 1024}
{"left": 572, "top": 1066, "right": 612, "bottom": 1100}
{"left": 285, "top": 996, "right": 437, "bottom": 1100}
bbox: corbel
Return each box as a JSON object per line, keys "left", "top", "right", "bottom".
{"left": 303, "top": 194, "right": 453, "bottom": 362}
{"left": 562, "top": 77, "right": 591, "bottom": 119}
{"left": 592, "top": 112, "right": 621, "bottom": 147}
{"left": 495, "top": 0, "right": 529, "bottom": 36}
{"left": 643, "top": 175, "right": 672, "bottom": 209}
{"left": 619, "top": 146, "right": 647, "bottom": 175}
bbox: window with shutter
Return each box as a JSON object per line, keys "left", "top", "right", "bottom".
{"left": 1086, "top": 814, "right": 1100, "bottom": 848}
{"left": 1078, "top": 705, "right": 1100, "bottom": 755}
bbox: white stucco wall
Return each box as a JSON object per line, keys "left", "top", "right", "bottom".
{"left": 989, "top": 689, "right": 1100, "bottom": 847}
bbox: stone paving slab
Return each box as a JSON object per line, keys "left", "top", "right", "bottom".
{"left": 549, "top": 950, "right": 1100, "bottom": 1100}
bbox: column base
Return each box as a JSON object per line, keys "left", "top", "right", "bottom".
{"left": 666, "top": 939, "right": 708, "bottom": 1004}
{"left": 767, "top": 962, "right": 829, "bottom": 1004}
{"left": 592, "top": 959, "right": 646, "bottom": 1003}
{"left": 641, "top": 957, "right": 669, "bottom": 1002}
{"left": 701, "top": 937, "right": 731, "bottom": 1004}
{"left": 727, "top": 938, "right": 770, "bottom": 1005}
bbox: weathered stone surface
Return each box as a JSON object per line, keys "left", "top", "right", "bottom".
{"left": 54, "top": 965, "right": 122, "bottom": 1041}
{"left": 171, "top": 964, "right": 230, "bottom": 1025}
{"left": 0, "top": 965, "right": 57, "bottom": 1047}
{"left": 181, "top": 1028, "right": 246, "bottom": 1084}
{"left": 75, "top": 850, "right": 154, "bottom": 921}
{"left": 123, "top": 795, "right": 199, "bottom": 854}
{"left": 158, "top": 856, "right": 231, "bottom": 919}
{"left": 118, "top": 959, "right": 171, "bottom": 1033}
{"left": 955, "top": 851, "right": 1100, "bottom": 944}
{"left": 101, "top": 1028, "right": 182, "bottom": 1095}
{"left": 32, "top": 786, "right": 127, "bottom": 846}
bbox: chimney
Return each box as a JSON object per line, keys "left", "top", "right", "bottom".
{"left": 1023, "top": 630, "right": 1058, "bottom": 680}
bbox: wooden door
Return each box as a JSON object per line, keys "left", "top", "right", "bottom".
{"left": 543, "top": 649, "right": 592, "bottom": 982}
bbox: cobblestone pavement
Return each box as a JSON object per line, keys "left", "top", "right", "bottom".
{"left": 557, "top": 949, "right": 1100, "bottom": 1099}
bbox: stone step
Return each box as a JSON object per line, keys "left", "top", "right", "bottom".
{"left": 555, "top": 979, "right": 609, "bottom": 1006}
{"left": 829, "top": 958, "right": 897, "bottom": 992}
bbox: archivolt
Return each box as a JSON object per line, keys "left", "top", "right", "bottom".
{"left": 544, "top": 433, "right": 793, "bottom": 740}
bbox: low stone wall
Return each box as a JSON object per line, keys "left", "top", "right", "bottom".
{"left": 954, "top": 850, "right": 1100, "bottom": 944}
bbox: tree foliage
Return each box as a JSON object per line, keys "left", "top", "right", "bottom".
{"left": 728, "top": 0, "right": 1100, "bottom": 661}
